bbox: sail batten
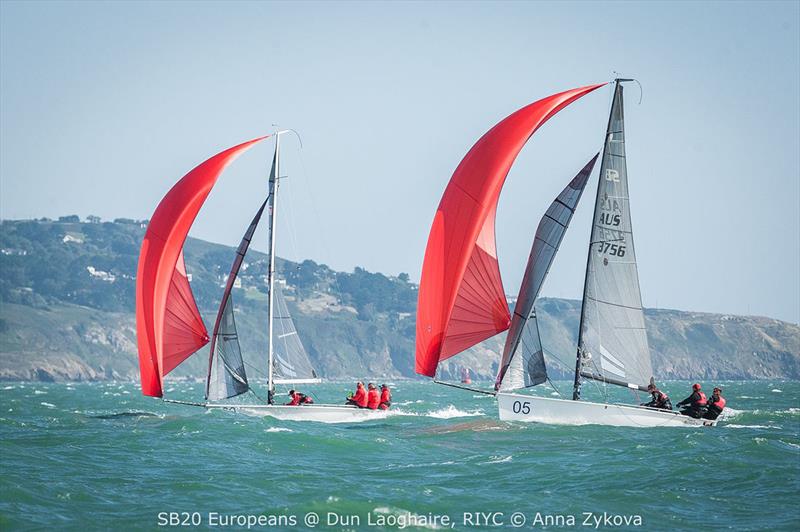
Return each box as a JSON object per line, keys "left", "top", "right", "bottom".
{"left": 416, "top": 84, "right": 606, "bottom": 377}
{"left": 575, "top": 82, "right": 653, "bottom": 393}
{"left": 496, "top": 155, "right": 597, "bottom": 391}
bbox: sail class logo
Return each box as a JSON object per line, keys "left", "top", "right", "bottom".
{"left": 605, "top": 169, "right": 620, "bottom": 182}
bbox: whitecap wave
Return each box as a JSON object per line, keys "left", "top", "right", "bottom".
{"left": 722, "top": 407, "right": 745, "bottom": 419}
{"left": 265, "top": 427, "right": 293, "bottom": 433}
{"left": 40, "top": 402, "right": 56, "bottom": 408}
{"left": 771, "top": 389, "right": 782, "bottom": 393}
{"left": 387, "top": 408, "right": 425, "bottom": 418}
{"left": 726, "top": 424, "right": 776, "bottom": 429}
{"left": 426, "top": 405, "right": 484, "bottom": 419}
{"left": 483, "top": 455, "right": 512, "bottom": 464}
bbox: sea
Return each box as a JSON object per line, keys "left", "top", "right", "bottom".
{"left": 1, "top": 380, "right": 798, "bottom": 531}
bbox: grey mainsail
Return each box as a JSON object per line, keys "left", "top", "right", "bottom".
{"left": 205, "top": 199, "right": 268, "bottom": 400}
{"left": 575, "top": 81, "right": 653, "bottom": 393}
{"left": 271, "top": 281, "right": 319, "bottom": 384}
{"left": 495, "top": 156, "right": 598, "bottom": 391}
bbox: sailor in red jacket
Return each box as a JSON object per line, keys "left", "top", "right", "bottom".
{"left": 346, "top": 382, "right": 368, "bottom": 408}
{"left": 704, "top": 387, "right": 727, "bottom": 420}
{"left": 640, "top": 383, "right": 672, "bottom": 410}
{"left": 366, "top": 383, "right": 381, "bottom": 410}
{"left": 379, "top": 384, "right": 392, "bottom": 410}
{"left": 676, "top": 383, "right": 707, "bottom": 418}
{"left": 285, "top": 389, "right": 313, "bottom": 406}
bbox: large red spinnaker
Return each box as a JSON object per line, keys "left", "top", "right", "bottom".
{"left": 415, "top": 84, "right": 606, "bottom": 377}
{"left": 136, "top": 136, "right": 268, "bottom": 397}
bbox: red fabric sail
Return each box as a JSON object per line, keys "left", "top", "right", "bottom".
{"left": 415, "top": 84, "right": 606, "bottom": 377}
{"left": 136, "top": 136, "right": 268, "bottom": 397}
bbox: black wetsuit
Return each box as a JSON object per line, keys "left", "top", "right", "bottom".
{"left": 642, "top": 391, "right": 672, "bottom": 410}
{"left": 704, "top": 395, "right": 725, "bottom": 420}
{"left": 677, "top": 391, "right": 707, "bottom": 418}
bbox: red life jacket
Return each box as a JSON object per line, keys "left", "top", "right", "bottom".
{"left": 380, "top": 388, "right": 391, "bottom": 405}
{"left": 696, "top": 391, "right": 707, "bottom": 406}
{"left": 287, "top": 392, "right": 302, "bottom": 406}
{"left": 711, "top": 395, "right": 726, "bottom": 410}
{"left": 353, "top": 386, "right": 368, "bottom": 408}
{"left": 367, "top": 389, "right": 380, "bottom": 410}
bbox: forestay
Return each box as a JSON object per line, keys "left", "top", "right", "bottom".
{"left": 495, "top": 156, "right": 597, "bottom": 391}
{"left": 578, "top": 83, "right": 653, "bottom": 389}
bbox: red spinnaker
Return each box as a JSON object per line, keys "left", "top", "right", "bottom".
{"left": 136, "top": 136, "right": 268, "bottom": 397}
{"left": 415, "top": 84, "right": 606, "bottom": 377}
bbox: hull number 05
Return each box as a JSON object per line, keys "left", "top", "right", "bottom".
{"left": 512, "top": 401, "right": 531, "bottom": 414}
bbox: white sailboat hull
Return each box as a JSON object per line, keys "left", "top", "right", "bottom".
{"left": 206, "top": 403, "right": 390, "bottom": 424}
{"left": 497, "top": 392, "right": 719, "bottom": 428}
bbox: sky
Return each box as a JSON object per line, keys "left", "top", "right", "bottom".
{"left": 1, "top": 1, "right": 798, "bottom": 324}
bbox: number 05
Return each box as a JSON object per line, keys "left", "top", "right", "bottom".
{"left": 512, "top": 401, "right": 531, "bottom": 414}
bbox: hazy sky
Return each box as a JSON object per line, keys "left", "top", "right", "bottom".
{"left": 1, "top": 1, "right": 798, "bottom": 323}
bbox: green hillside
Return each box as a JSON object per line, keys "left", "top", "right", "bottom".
{"left": 0, "top": 217, "right": 798, "bottom": 382}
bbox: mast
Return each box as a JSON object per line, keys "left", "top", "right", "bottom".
{"left": 572, "top": 80, "right": 622, "bottom": 401}
{"left": 266, "top": 133, "right": 282, "bottom": 404}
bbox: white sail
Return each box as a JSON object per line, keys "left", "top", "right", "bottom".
{"left": 271, "top": 282, "right": 320, "bottom": 384}
{"left": 577, "top": 82, "right": 653, "bottom": 390}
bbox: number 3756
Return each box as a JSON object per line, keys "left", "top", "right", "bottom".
{"left": 597, "top": 242, "right": 626, "bottom": 257}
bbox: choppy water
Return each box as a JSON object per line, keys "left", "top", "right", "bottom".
{"left": 1, "top": 381, "right": 798, "bottom": 531}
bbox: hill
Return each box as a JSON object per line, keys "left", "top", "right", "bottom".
{"left": 0, "top": 217, "right": 798, "bottom": 382}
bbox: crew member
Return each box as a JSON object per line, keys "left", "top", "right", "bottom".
{"left": 640, "top": 384, "right": 672, "bottom": 410}
{"left": 379, "top": 384, "right": 392, "bottom": 410}
{"left": 346, "top": 382, "right": 368, "bottom": 408}
{"left": 285, "top": 389, "right": 313, "bottom": 406}
{"left": 676, "top": 383, "right": 707, "bottom": 418}
{"left": 704, "top": 387, "right": 726, "bottom": 420}
{"left": 367, "top": 383, "right": 381, "bottom": 410}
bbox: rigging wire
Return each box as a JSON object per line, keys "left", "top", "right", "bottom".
{"left": 546, "top": 377, "right": 563, "bottom": 398}
{"left": 279, "top": 143, "right": 304, "bottom": 271}
{"left": 247, "top": 386, "right": 267, "bottom": 403}
{"left": 292, "top": 138, "right": 347, "bottom": 304}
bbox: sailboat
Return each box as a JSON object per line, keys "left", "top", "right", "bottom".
{"left": 136, "top": 131, "right": 387, "bottom": 423}
{"left": 415, "top": 81, "right": 719, "bottom": 427}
